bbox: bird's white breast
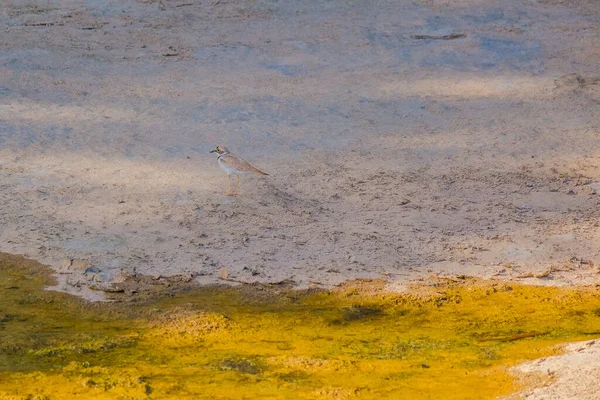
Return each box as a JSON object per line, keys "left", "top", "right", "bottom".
{"left": 218, "top": 157, "right": 241, "bottom": 175}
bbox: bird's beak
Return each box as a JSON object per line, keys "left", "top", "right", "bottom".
{"left": 210, "top": 149, "right": 216, "bottom": 153}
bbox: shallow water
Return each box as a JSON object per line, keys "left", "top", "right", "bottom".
{"left": 1, "top": 254, "right": 600, "bottom": 400}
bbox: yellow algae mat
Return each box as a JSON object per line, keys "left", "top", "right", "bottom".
{"left": 1, "top": 254, "right": 600, "bottom": 400}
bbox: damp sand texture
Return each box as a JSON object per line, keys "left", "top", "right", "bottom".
{"left": 1, "top": 254, "right": 600, "bottom": 400}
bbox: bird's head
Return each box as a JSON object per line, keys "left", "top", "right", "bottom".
{"left": 210, "top": 146, "right": 229, "bottom": 155}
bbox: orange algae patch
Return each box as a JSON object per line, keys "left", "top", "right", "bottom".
{"left": 1, "top": 254, "right": 600, "bottom": 399}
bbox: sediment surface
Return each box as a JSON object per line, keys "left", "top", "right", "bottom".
{"left": 1, "top": 0, "right": 600, "bottom": 298}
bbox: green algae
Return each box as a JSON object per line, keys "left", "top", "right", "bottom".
{"left": 1, "top": 255, "right": 600, "bottom": 399}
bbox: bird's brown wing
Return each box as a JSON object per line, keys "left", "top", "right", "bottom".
{"left": 220, "top": 153, "right": 268, "bottom": 175}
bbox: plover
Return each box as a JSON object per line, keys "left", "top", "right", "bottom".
{"left": 210, "top": 146, "right": 268, "bottom": 196}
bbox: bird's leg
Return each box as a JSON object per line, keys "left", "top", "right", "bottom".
{"left": 234, "top": 175, "right": 240, "bottom": 195}
{"left": 224, "top": 175, "right": 235, "bottom": 196}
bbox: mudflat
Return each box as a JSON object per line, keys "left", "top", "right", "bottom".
{"left": 1, "top": 1, "right": 599, "bottom": 298}
{"left": 2, "top": 1, "right": 600, "bottom": 398}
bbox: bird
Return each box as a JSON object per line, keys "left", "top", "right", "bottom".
{"left": 210, "top": 146, "right": 268, "bottom": 196}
